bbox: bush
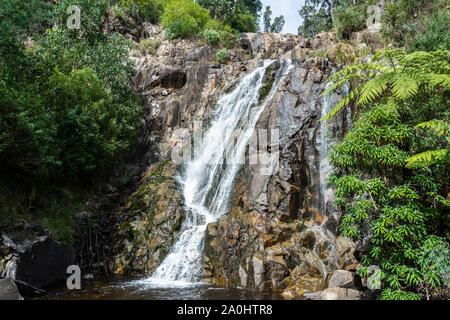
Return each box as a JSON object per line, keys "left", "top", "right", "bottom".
{"left": 201, "top": 28, "right": 220, "bottom": 45}
{"left": 407, "top": 11, "right": 450, "bottom": 52}
{"left": 380, "top": 0, "right": 444, "bottom": 47}
{"left": 139, "top": 38, "right": 161, "bottom": 54}
{"left": 333, "top": 4, "right": 367, "bottom": 40}
{"left": 114, "top": 0, "right": 165, "bottom": 23}
{"left": 161, "top": 0, "right": 211, "bottom": 39}
{"left": 226, "top": 11, "right": 257, "bottom": 32}
{"left": 216, "top": 48, "right": 228, "bottom": 63}
{"left": 0, "top": 0, "right": 139, "bottom": 216}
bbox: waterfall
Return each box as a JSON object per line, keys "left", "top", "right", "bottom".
{"left": 318, "top": 81, "right": 350, "bottom": 215}
{"left": 148, "top": 60, "right": 294, "bottom": 285}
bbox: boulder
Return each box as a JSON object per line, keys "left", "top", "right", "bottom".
{"left": 321, "top": 287, "right": 363, "bottom": 300}
{"left": 1, "top": 233, "right": 75, "bottom": 288}
{"left": 0, "top": 277, "right": 23, "bottom": 300}
{"left": 328, "top": 270, "right": 356, "bottom": 289}
{"left": 303, "top": 291, "right": 322, "bottom": 300}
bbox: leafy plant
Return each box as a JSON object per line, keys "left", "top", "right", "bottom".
{"left": 321, "top": 49, "right": 450, "bottom": 122}
{"left": 216, "top": 48, "right": 228, "bottom": 63}
{"left": 201, "top": 29, "right": 220, "bottom": 46}
{"left": 324, "top": 47, "right": 449, "bottom": 299}
{"left": 161, "top": 0, "right": 211, "bottom": 39}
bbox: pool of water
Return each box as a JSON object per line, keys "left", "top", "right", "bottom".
{"left": 40, "top": 276, "right": 294, "bottom": 300}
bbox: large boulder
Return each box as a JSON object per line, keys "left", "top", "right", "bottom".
{"left": 328, "top": 270, "right": 356, "bottom": 289}
{"left": 0, "top": 277, "right": 23, "bottom": 300}
{"left": 1, "top": 232, "right": 75, "bottom": 288}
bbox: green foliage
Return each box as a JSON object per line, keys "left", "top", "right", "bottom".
{"left": 139, "top": 38, "right": 161, "bottom": 55}
{"left": 298, "top": 0, "right": 336, "bottom": 37}
{"left": 333, "top": 4, "right": 367, "bottom": 39}
{"left": 406, "top": 120, "right": 450, "bottom": 168}
{"left": 407, "top": 11, "right": 450, "bottom": 52}
{"left": 0, "top": 0, "right": 140, "bottom": 240}
{"left": 216, "top": 48, "right": 228, "bottom": 63}
{"left": 380, "top": 0, "right": 445, "bottom": 49}
{"left": 161, "top": 0, "right": 211, "bottom": 39}
{"left": 326, "top": 46, "right": 449, "bottom": 299}
{"left": 116, "top": 0, "right": 165, "bottom": 23}
{"left": 226, "top": 10, "right": 258, "bottom": 33}
{"left": 201, "top": 29, "right": 220, "bottom": 46}
{"left": 198, "top": 0, "right": 236, "bottom": 18}
{"left": 321, "top": 49, "right": 450, "bottom": 122}
{"left": 262, "top": 5, "right": 285, "bottom": 33}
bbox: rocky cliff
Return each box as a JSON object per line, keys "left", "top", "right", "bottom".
{"left": 110, "top": 28, "right": 360, "bottom": 297}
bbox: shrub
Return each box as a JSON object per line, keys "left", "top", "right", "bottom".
{"left": 116, "top": 0, "right": 165, "bottom": 23}
{"left": 226, "top": 11, "right": 257, "bottom": 32}
{"left": 201, "top": 29, "right": 220, "bottom": 45}
{"left": 323, "top": 49, "right": 450, "bottom": 299}
{"left": 161, "top": 0, "right": 211, "bottom": 39}
{"left": 333, "top": 4, "right": 367, "bottom": 40}
{"left": 407, "top": 11, "right": 450, "bottom": 52}
{"left": 139, "top": 38, "right": 161, "bottom": 55}
{"left": 380, "top": 0, "right": 444, "bottom": 47}
{"left": 216, "top": 48, "right": 228, "bottom": 63}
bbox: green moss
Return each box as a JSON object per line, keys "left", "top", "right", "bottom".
{"left": 258, "top": 61, "right": 280, "bottom": 104}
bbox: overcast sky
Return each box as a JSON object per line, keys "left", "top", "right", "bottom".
{"left": 260, "top": 0, "right": 305, "bottom": 34}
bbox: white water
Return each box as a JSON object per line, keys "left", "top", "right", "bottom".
{"left": 147, "top": 60, "right": 294, "bottom": 285}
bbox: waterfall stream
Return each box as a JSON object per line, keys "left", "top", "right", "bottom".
{"left": 148, "top": 60, "right": 294, "bottom": 285}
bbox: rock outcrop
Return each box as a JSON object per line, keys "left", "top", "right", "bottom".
{"left": 0, "top": 226, "right": 75, "bottom": 289}
{"left": 110, "top": 29, "right": 359, "bottom": 297}
{"left": 0, "top": 277, "right": 23, "bottom": 300}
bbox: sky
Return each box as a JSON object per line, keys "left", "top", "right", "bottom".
{"left": 260, "top": 0, "right": 305, "bottom": 34}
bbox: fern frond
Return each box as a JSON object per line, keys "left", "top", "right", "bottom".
{"left": 357, "top": 74, "right": 391, "bottom": 105}
{"left": 415, "top": 120, "right": 450, "bottom": 136}
{"left": 321, "top": 86, "right": 362, "bottom": 122}
{"left": 405, "top": 149, "right": 449, "bottom": 168}
{"left": 391, "top": 73, "right": 419, "bottom": 100}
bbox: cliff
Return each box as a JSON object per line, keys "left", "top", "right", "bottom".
{"left": 110, "top": 27, "right": 361, "bottom": 297}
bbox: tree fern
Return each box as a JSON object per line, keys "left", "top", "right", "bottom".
{"left": 406, "top": 119, "right": 450, "bottom": 168}
{"left": 321, "top": 49, "right": 450, "bottom": 122}
{"left": 406, "top": 149, "right": 449, "bottom": 168}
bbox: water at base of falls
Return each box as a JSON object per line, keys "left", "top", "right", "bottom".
{"left": 142, "top": 59, "right": 294, "bottom": 286}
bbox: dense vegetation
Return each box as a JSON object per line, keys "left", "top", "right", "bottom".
{"left": 312, "top": 1, "right": 450, "bottom": 299}
{"left": 324, "top": 49, "right": 449, "bottom": 299}
{"left": 298, "top": 0, "right": 450, "bottom": 300}
{"left": 298, "top": 0, "right": 450, "bottom": 52}
{"left": 0, "top": 0, "right": 140, "bottom": 241}
{"left": 116, "top": 0, "right": 264, "bottom": 46}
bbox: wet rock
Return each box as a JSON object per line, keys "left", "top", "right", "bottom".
{"left": 328, "top": 270, "right": 356, "bottom": 289}
{"left": 109, "top": 25, "right": 357, "bottom": 297}
{"left": 1, "top": 232, "right": 75, "bottom": 289}
{"left": 303, "top": 291, "right": 322, "bottom": 300}
{"left": 111, "top": 161, "right": 184, "bottom": 275}
{"left": 0, "top": 278, "right": 23, "bottom": 300}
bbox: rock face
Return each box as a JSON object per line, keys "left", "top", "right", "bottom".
{"left": 328, "top": 270, "right": 356, "bottom": 289}
{"left": 111, "top": 28, "right": 358, "bottom": 296}
{"left": 203, "top": 57, "right": 356, "bottom": 294}
{"left": 0, "top": 228, "right": 75, "bottom": 289}
{"left": 111, "top": 161, "right": 184, "bottom": 275}
{"left": 0, "top": 277, "right": 22, "bottom": 300}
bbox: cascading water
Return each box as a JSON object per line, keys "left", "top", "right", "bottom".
{"left": 318, "top": 81, "right": 350, "bottom": 214}
{"left": 148, "top": 60, "right": 294, "bottom": 285}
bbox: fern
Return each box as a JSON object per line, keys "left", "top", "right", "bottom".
{"left": 406, "top": 149, "right": 449, "bottom": 168}
{"left": 406, "top": 119, "right": 450, "bottom": 168}
{"left": 415, "top": 119, "right": 449, "bottom": 135}
{"left": 321, "top": 49, "right": 450, "bottom": 122}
